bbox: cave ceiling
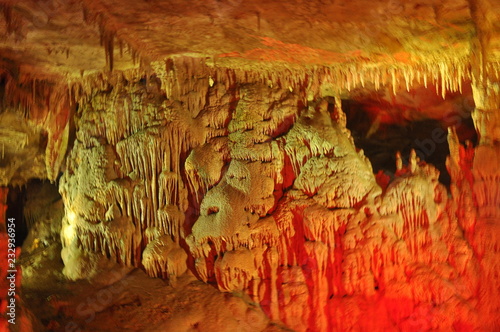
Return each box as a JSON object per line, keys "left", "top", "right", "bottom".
{"left": 0, "top": 0, "right": 499, "bottom": 81}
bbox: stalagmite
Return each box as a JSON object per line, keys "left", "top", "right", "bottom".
{"left": 142, "top": 233, "right": 187, "bottom": 279}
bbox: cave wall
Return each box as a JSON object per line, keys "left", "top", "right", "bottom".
{"left": 51, "top": 58, "right": 500, "bottom": 331}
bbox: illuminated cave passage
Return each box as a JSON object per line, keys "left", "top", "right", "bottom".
{"left": 0, "top": 1, "right": 499, "bottom": 331}
{"left": 342, "top": 85, "right": 478, "bottom": 186}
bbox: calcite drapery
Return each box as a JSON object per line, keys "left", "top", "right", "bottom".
{"left": 53, "top": 57, "right": 499, "bottom": 330}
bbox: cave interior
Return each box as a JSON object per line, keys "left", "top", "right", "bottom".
{"left": 0, "top": 0, "right": 499, "bottom": 331}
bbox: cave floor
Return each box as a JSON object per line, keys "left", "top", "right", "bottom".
{"left": 20, "top": 245, "right": 286, "bottom": 332}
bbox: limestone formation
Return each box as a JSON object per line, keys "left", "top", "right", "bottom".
{"left": 0, "top": 0, "right": 499, "bottom": 331}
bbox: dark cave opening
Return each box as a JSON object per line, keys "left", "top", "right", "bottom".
{"left": 342, "top": 87, "right": 477, "bottom": 187}
{"left": 6, "top": 185, "right": 29, "bottom": 247}
{"left": 6, "top": 179, "right": 61, "bottom": 248}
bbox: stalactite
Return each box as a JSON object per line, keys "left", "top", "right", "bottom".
{"left": 101, "top": 29, "right": 114, "bottom": 72}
